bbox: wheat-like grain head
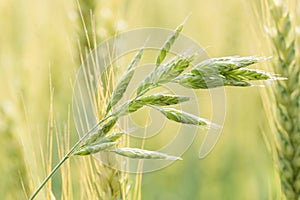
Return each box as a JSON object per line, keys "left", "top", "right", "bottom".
{"left": 252, "top": 0, "right": 300, "bottom": 198}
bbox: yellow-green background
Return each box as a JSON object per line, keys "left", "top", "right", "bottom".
{"left": 0, "top": 0, "right": 277, "bottom": 199}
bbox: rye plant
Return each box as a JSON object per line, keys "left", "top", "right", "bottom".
{"left": 251, "top": 0, "right": 300, "bottom": 198}
{"left": 29, "top": 23, "right": 279, "bottom": 199}
{"left": 76, "top": 1, "right": 130, "bottom": 199}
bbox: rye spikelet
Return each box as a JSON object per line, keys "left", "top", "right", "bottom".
{"left": 111, "top": 148, "right": 182, "bottom": 160}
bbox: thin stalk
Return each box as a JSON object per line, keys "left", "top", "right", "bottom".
{"left": 29, "top": 116, "right": 111, "bottom": 200}
{"left": 29, "top": 155, "right": 69, "bottom": 200}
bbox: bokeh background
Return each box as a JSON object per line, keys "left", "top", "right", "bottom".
{"left": 0, "top": 0, "right": 278, "bottom": 199}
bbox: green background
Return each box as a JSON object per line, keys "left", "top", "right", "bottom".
{"left": 0, "top": 0, "right": 277, "bottom": 199}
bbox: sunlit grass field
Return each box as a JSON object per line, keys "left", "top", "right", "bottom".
{"left": 0, "top": 0, "right": 278, "bottom": 199}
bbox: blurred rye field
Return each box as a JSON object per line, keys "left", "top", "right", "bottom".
{"left": 0, "top": 0, "right": 278, "bottom": 199}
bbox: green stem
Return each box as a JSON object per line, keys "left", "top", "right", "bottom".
{"left": 29, "top": 155, "right": 69, "bottom": 200}
{"left": 29, "top": 116, "right": 110, "bottom": 199}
